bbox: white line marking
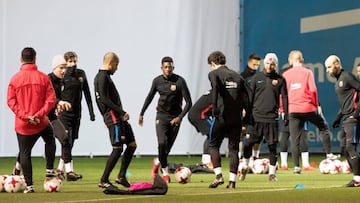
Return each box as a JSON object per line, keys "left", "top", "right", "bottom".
{"left": 41, "top": 185, "right": 341, "bottom": 203}
{"left": 300, "top": 8, "right": 360, "bottom": 33}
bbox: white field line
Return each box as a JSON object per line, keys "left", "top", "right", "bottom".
{"left": 42, "top": 185, "right": 341, "bottom": 203}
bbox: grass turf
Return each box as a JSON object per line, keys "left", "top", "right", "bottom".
{"left": 0, "top": 155, "right": 359, "bottom": 203}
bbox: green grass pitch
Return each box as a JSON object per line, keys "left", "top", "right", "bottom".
{"left": 0, "top": 155, "right": 359, "bottom": 203}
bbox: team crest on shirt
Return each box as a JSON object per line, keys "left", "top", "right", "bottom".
{"left": 272, "top": 80, "right": 278, "bottom": 86}
{"left": 338, "top": 81, "right": 343, "bottom": 87}
{"left": 170, "top": 84, "right": 176, "bottom": 91}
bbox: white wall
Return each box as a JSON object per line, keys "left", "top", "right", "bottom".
{"left": 0, "top": 0, "right": 240, "bottom": 156}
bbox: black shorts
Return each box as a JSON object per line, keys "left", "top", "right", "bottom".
{"left": 251, "top": 122, "right": 279, "bottom": 145}
{"left": 108, "top": 121, "right": 135, "bottom": 147}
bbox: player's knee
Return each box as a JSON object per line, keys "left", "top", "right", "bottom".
{"left": 345, "top": 144, "right": 358, "bottom": 158}
{"left": 128, "top": 141, "right": 137, "bottom": 148}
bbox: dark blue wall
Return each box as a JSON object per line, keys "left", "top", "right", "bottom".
{"left": 240, "top": 0, "right": 360, "bottom": 152}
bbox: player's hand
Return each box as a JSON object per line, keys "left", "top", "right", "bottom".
{"left": 138, "top": 116, "right": 144, "bottom": 126}
{"left": 27, "top": 115, "right": 40, "bottom": 125}
{"left": 58, "top": 100, "right": 72, "bottom": 112}
{"left": 170, "top": 117, "right": 181, "bottom": 126}
{"left": 123, "top": 113, "right": 130, "bottom": 121}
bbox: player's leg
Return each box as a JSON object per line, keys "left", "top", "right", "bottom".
{"left": 40, "top": 125, "right": 56, "bottom": 177}
{"left": 116, "top": 122, "right": 137, "bottom": 188}
{"left": 226, "top": 125, "right": 241, "bottom": 188}
{"left": 279, "top": 127, "right": 290, "bottom": 170}
{"left": 98, "top": 124, "right": 123, "bottom": 189}
{"left": 202, "top": 137, "right": 212, "bottom": 168}
{"left": 208, "top": 119, "right": 225, "bottom": 188}
{"left": 343, "top": 119, "right": 360, "bottom": 187}
{"left": 17, "top": 132, "right": 40, "bottom": 192}
{"left": 308, "top": 112, "right": 339, "bottom": 159}
{"left": 289, "top": 113, "right": 304, "bottom": 174}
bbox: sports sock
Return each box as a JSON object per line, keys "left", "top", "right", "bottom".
{"left": 269, "top": 165, "right": 276, "bottom": 175}
{"left": 202, "top": 154, "right": 211, "bottom": 165}
{"left": 280, "top": 152, "right": 288, "bottom": 167}
{"left": 57, "top": 158, "right": 64, "bottom": 171}
{"left": 214, "top": 167, "right": 222, "bottom": 176}
{"left": 252, "top": 150, "right": 260, "bottom": 158}
{"left": 354, "top": 175, "right": 360, "bottom": 182}
{"left": 301, "top": 152, "right": 310, "bottom": 167}
{"left": 65, "top": 162, "right": 72, "bottom": 173}
{"left": 229, "top": 172, "right": 236, "bottom": 182}
{"left": 15, "top": 161, "right": 21, "bottom": 170}
{"left": 162, "top": 167, "right": 169, "bottom": 176}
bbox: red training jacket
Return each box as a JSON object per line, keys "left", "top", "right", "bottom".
{"left": 7, "top": 64, "right": 56, "bottom": 135}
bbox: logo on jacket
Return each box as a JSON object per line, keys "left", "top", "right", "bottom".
{"left": 272, "top": 80, "right": 278, "bottom": 86}
{"left": 290, "top": 82, "right": 301, "bottom": 90}
{"left": 170, "top": 84, "right": 176, "bottom": 91}
{"left": 225, "top": 81, "right": 238, "bottom": 89}
{"left": 338, "top": 81, "right": 343, "bottom": 87}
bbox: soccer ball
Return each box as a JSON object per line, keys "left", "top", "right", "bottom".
{"left": 44, "top": 177, "right": 63, "bottom": 192}
{"left": 319, "top": 159, "right": 334, "bottom": 174}
{"left": 251, "top": 158, "right": 269, "bottom": 174}
{"left": 341, "top": 160, "right": 352, "bottom": 174}
{"left": 0, "top": 175, "right": 9, "bottom": 192}
{"left": 329, "top": 159, "right": 342, "bottom": 174}
{"left": 174, "top": 166, "right": 192, "bottom": 184}
{"left": 4, "top": 175, "right": 26, "bottom": 193}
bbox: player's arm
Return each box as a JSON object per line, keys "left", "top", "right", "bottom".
{"left": 139, "top": 78, "right": 157, "bottom": 126}
{"left": 178, "top": 78, "right": 192, "bottom": 119}
{"left": 80, "top": 70, "right": 96, "bottom": 121}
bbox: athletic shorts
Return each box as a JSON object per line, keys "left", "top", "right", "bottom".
{"left": 251, "top": 122, "right": 279, "bottom": 145}
{"left": 108, "top": 121, "right": 135, "bottom": 147}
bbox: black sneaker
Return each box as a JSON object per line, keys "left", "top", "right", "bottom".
{"left": 209, "top": 176, "right": 224, "bottom": 188}
{"left": 344, "top": 180, "right": 360, "bottom": 187}
{"left": 226, "top": 181, "right": 235, "bottom": 189}
{"left": 23, "top": 185, "right": 35, "bottom": 193}
{"left": 269, "top": 174, "right": 278, "bottom": 182}
{"left": 239, "top": 167, "right": 249, "bottom": 181}
{"left": 98, "top": 181, "right": 118, "bottom": 189}
{"left": 66, "top": 172, "right": 82, "bottom": 181}
{"left": 115, "top": 177, "right": 130, "bottom": 188}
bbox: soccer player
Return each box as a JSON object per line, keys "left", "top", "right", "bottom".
{"left": 279, "top": 55, "right": 313, "bottom": 171}
{"left": 139, "top": 56, "right": 192, "bottom": 183}
{"left": 283, "top": 50, "right": 338, "bottom": 175}
{"left": 95, "top": 52, "right": 137, "bottom": 189}
{"left": 240, "top": 54, "right": 261, "bottom": 159}
{"left": 188, "top": 90, "right": 213, "bottom": 169}
{"left": 325, "top": 55, "right": 360, "bottom": 187}
{"left": 57, "top": 51, "right": 96, "bottom": 181}
{"left": 241, "top": 53, "right": 288, "bottom": 181}
{"left": 7, "top": 47, "right": 57, "bottom": 193}
{"left": 206, "top": 51, "right": 252, "bottom": 189}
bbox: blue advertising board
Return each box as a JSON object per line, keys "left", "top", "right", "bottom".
{"left": 240, "top": 0, "right": 360, "bottom": 152}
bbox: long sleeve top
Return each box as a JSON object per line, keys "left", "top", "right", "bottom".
{"left": 140, "top": 73, "right": 192, "bottom": 119}
{"left": 7, "top": 64, "right": 56, "bottom": 135}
